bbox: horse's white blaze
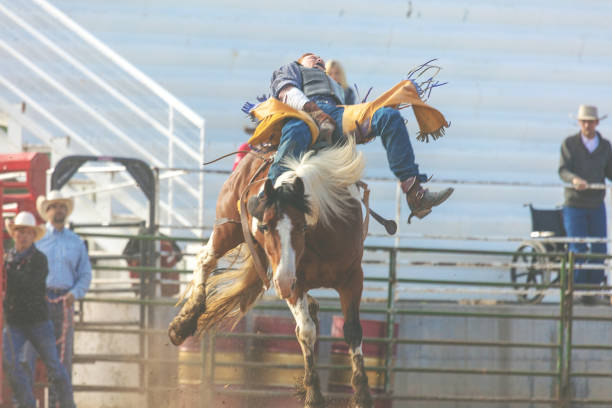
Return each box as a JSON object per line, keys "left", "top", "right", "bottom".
{"left": 194, "top": 230, "right": 216, "bottom": 286}
{"left": 353, "top": 343, "right": 363, "bottom": 356}
{"left": 273, "top": 215, "right": 296, "bottom": 298}
{"left": 288, "top": 296, "right": 317, "bottom": 348}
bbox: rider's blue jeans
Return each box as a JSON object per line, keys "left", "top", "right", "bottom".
{"left": 268, "top": 103, "right": 426, "bottom": 183}
{"left": 563, "top": 203, "right": 607, "bottom": 285}
{"left": 3, "top": 320, "right": 74, "bottom": 408}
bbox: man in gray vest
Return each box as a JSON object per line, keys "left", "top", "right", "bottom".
{"left": 251, "top": 53, "right": 453, "bottom": 223}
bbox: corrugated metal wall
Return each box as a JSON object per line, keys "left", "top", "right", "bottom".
{"left": 22, "top": 0, "right": 612, "bottom": 249}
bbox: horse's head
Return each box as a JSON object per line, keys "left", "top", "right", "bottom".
{"left": 248, "top": 177, "right": 310, "bottom": 302}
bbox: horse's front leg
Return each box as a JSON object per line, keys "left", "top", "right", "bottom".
{"left": 288, "top": 294, "right": 325, "bottom": 408}
{"left": 338, "top": 276, "right": 373, "bottom": 408}
{"left": 168, "top": 226, "right": 242, "bottom": 345}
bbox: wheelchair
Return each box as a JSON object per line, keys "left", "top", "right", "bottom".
{"left": 510, "top": 204, "right": 567, "bottom": 303}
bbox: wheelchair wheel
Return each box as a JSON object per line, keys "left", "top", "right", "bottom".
{"left": 510, "top": 241, "right": 552, "bottom": 303}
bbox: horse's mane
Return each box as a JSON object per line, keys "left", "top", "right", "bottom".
{"left": 275, "top": 137, "right": 365, "bottom": 228}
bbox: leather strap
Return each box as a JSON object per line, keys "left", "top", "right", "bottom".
{"left": 214, "top": 218, "right": 241, "bottom": 226}
{"left": 356, "top": 181, "right": 370, "bottom": 243}
{"left": 238, "top": 158, "right": 272, "bottom": 289}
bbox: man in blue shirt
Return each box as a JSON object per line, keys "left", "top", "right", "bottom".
{"left": 23, "top": 190, "right": 92, "bottom": 406}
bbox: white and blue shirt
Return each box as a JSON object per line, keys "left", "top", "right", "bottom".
{"left": 581, "top": 132, "right": 599, "bottom": 153}
{"left": 36, "top": 223, "right": 92, "bottom": 299}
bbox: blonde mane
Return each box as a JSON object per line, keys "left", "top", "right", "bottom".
{"left": 275, "top": 138, "right": 365, "bottom": 228}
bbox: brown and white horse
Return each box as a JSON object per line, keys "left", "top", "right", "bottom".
{"left": 168, "top": 139, "right": 373, "bottom": 408}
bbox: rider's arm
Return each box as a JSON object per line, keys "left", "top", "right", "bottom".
{"left": 270, "top": 61, "right": 336, "bottom": 141}
{"left": 271, "top": 62, "right": 309, "bottom": 110}
{"left": 279, "top": 86, "right": 310, "bottom": 111}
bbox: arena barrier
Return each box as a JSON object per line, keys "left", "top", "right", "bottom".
{"left": 46, "top": 230, "right": 612, "bottom": 407}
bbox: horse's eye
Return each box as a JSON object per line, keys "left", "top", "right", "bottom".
{"left": 258, "top": 223, "right": 269, "bottom": 232}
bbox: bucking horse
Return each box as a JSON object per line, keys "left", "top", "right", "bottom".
{"left": 168, "top": 62, "right": 451, "bottom": 407}
{"left": 168, "top": 137, "right": 374, "bottom": 408}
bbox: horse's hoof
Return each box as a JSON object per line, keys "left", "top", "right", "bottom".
{"left": 168, "top": 325, "right": 185, "bottom": 346}
{"left": 168, "top": 310, "right": 201, "bottom": 345}
{"left": 351, "top": 393, "right": 373, "bottom": 408}
{"left": 168, "top": 319, "right": 191, "bottom": 346}
{"left": 168, "top": 285, "right": 208, "bottom": 345}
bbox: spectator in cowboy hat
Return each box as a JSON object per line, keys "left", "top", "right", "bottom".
{"left": 20, "top": 190, "right": 91, "bottom": 406}
{"left": 559, "top": 105, "right": 612, "bottom": 304}
{"left": 2, "top": 211, "right": 75, "bottom": 407}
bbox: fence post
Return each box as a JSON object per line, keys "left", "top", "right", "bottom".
{"left": 138, "top": 232, "right": 147, "bottom": 396}
{"left": 557, "top": 254, "right": 566, "bottom": 407}
{"left": 383, "top": 248, "right": 397, "bottom": 394}
{"left": 144, "top": 232, "right": 158, "bottom": 406}
{"left": 559, "top": 251, "right": 575, "bottom": 408}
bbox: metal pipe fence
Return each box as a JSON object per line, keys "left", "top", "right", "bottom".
{"left": 66, "top": 231, "right": 612, "bottom": 407}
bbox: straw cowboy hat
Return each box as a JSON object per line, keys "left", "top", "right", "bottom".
{"left": 5, "top": 211, "right": 47, "bottom": 242}
{"left": 36, "top": 190, "right": 74, "bottom": 221}
{"left": 572, "top": 105, "right": 608, "bottom": 121}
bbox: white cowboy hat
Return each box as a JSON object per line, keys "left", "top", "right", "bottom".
{"left": 36, "top": 190, "right": 74, "bottom": 221}
{"left": 572, "top": 105, "right": 608, "bottom": 121}
{"left": 5, "top": 211, "right": 47, "bottom": 242}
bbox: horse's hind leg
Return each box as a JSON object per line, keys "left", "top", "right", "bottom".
{"left": 288, "top": 294, "right": 325, "bottom": 408}
{"left": 168, "top": 225, "right": 242, "bottom": 345}
{"left": 338, "top": 271, "right": 373, "bottom": 408}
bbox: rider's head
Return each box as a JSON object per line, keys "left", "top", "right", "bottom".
{"left": 298, "top": 53, "right": 325, "bottom": 72}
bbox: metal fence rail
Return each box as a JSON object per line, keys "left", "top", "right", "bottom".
{"left": 62, "top": 231, "right": 612, "bottom": 407}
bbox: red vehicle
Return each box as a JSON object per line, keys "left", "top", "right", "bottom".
{"left": 0, "top": 152, "right": 49, "bottom": 223}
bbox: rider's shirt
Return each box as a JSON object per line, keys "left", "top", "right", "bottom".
{"left": 270, "top": 62, "right": 345, "bottom": 105}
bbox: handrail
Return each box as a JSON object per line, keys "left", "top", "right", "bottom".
{"left": 40, "top": 161, "right": 612, "bottom": 242}
{"left": 0, "top": 39, "right": 170, "bottom": 168}
{"left": 1, "top": 0, "right": 207, "bottom": 236}
{"left": 0, "top": 2, "right": 201, "bottom": 163}
{"left": 0, "top": 81, "right": 102, "bottom": 155}
{"left": 32, "top": 0, "right": 204, "bottom": 128}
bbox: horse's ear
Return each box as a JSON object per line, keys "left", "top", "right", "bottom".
{"left": 264, "top": 178, "right": 275, "bottom": 198}
{"left": 293, "top": 177, "right": 305, "bottom": 196}
{"left": 247, "top": 179, "right": 275, "bottom": 220}
{"left": 247, "top": 195, "right": 263, "bottom": 220}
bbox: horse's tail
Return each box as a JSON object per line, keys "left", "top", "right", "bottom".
{"left": 196, "top": 245, "right": 264, "bottom": 332}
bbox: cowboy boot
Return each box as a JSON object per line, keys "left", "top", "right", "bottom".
{"left": 401, "top": 176, "right": 454, "bottom": 223}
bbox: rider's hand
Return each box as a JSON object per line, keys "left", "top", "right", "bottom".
{"left": 303, "top": 101, "right": 336, "bottom": 144}
{"left": 572, "top": 177, "right": 588, "bottom": 190}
